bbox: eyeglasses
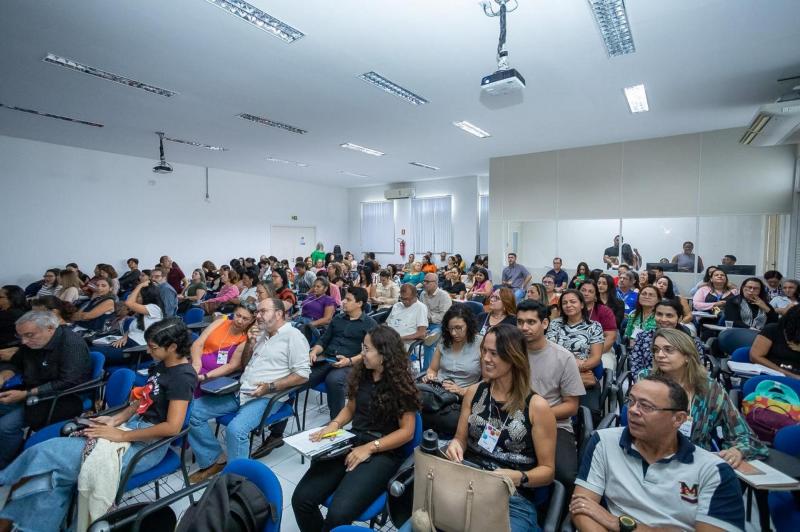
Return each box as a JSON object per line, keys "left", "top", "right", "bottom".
{"left": 489, "top": 295, "right": 500, "bottom": 301}
{"left": 628, "top": 395, "right": 685, "bottom": 415}
{"left": 447, "top": 325, "right": 466, "bottom": 333}
{"left": 650, "top": 345, "right": 679, "bottom": 355}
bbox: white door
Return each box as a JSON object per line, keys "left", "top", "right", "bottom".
{"left": 270, "top": 226, "right": 316, "bottom": 261}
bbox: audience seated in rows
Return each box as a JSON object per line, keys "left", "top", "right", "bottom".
{"left": 476, "top": 287, "right": 517, "bottom": 336}
{"left": 188, "top": 297, "right": 310, "bottom": 482}
{"left": 0, "top": 311, "right": 92, "bottom": 469}
{"left": 307, "top": 288, "right": 376, "bottom": 420}
{"left": 293, "top": 325, "right": 419, "bottom": 532}
{"left": 571, "top": 375, "right": 744, "bottom": 531}
{"left": 0, "top": 318, "right": 196, "bottom": 531}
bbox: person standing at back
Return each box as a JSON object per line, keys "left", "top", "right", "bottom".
{"left": 502, "top": 253, "right": 532, "bottom": 302}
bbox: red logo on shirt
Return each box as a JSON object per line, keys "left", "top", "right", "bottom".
{"left": 679, "top": 481, "right": 699, "bottom": 503}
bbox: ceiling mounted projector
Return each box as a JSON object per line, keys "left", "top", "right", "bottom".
{"left": 152, "top": 131, "right": 173, "bottom": 174}
{"left": 480, "top": 0, "right": 525, "bottom": 96}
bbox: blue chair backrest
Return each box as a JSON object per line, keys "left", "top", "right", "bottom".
{"left": 183, "top": 307, "right": 204, "bottom": 326}
{"left": 462, "top": 301, "right": 484, "bottom": 317}
{"left": 105, "top": 368, "right": 136, "bottom": 408}
{"left": 401, "top": 412, "right": 424, "bottom": 458}
{"left": 620, "top": 404, "right": 628, "bottom": 426}
{"left": 122, "top": 317, "right": 134, "bottom": 333}
{"left": 190, "top": 332, "right": 199, "bottom": 343}
{"left": 718, "top": 328, "right": 758, "bottom": 356}
{"left": 774, "top": 425, "right": 800, "bottom": 457}
{"left": 223, "top": 459, "right": 282, "bottom": 532}
{"left": 730, "top": 346, "right": 750, "bottom": 363}
{"left": 89, "top": 351, "right": 105, "bottom": 379}
{"left": 592, "top": 361, "right": 604, "bottom": 382}
{"left": 742, "top": 375, "right": 800, "bottom": 399}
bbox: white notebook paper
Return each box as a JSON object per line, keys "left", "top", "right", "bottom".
{"left": 726, "top": 361, "right": 784, "bottom": 377}
{"left": 736, "top": 460, "right": 800, "bottom": 488}
{"left": 284, "top": 426, "right": 356, "bottom": 459}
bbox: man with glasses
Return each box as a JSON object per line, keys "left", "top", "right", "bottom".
{"left": 616, "top": 271, "right": 639, "bottom": 316}
{"left": 419, "top": 273, "right": 452, "bottom": 369}
{"left": 188, "top": 298, "right": 310, "bottom": 482}
{"left": 387, "top": 284, "right": 429, "bottom": 352}
{"left": 306, "top": 287, "right": 376, "bottom": 420}
{"left": 0, "top": 311, "right": 91, "bottom": 468}
{"left": 150, "top": 267, "right": 178, "bottom": 317}
{"left": 570, "top": 374, "right": 744, "bottom": 531}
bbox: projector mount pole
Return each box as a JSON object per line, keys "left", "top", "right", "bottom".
{"left": 482, "top": 0, "right": 518, "bottom": 71}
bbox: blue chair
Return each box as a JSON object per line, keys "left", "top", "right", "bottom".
{"left": 322, "top": 412, "right": 423, "bottom": 528}
{"left": 768, "top": 425, "right": 800, "bottom": 531}
{"left": 460, "top": 300, "right": 485, "bottom": 317}
{"left": 730, "top": 346, "right": 750, "bottom": 363}
{"left": 302, "top": 381, "right": 328, "bottom": 432}
{"left": 115, "top": 403, "right": 194, "bottom": 504}
{"left": 717, "top": 328, "right": 758, "bottom": 357}
{"left": 25, "top": 367, "right": 135, "bottom": 450}
{"left": 182, "top": 307, "right": 204, "bottom": 326}
{"left": 223, "top": 459, "right": 283, "bottom": 532}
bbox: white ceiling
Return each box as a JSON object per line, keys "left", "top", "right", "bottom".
{"left": 1, "top": 0, "right": 799, "bottom": 188}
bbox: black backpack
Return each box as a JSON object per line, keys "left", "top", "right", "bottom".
{"left": 177, "top": 473, "right": 275, "bottom": 532}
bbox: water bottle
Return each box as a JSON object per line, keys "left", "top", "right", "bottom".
{"left": 421, "top": 429, "right": 439, "bottom": 454}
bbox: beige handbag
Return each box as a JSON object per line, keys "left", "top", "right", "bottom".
{"left": 410, "top": 448, "right": 515, "bottom": 532}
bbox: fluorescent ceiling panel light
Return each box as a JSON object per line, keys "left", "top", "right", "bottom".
{"left": 358, "top": 71, "right": 429, "bottom": 105}
{"left": 238, "top": 113, "right": 307, "bottom": 134}
{"left": 339, "top": 170, "right": 370, "bottom": 178}
{"left": 266, "top": 156, "right": 309, "bottom": 167}
{"left": 164, "top": 136, "right": 227, "bottom": 151}
{"left": 43, "top": 53, "right": 177, "bottom": 97}
{"left": 587, "top": 0, "right": 636, "bottom": 57}
{"left": 452, "top": 120, "right": 491, "bottom": 138}
{"left": 623, "top": 84, "right": 649, "bottom": 113}
{"left": 340, "top": 142, "right": 385, "bottom": 157}
{"left": 0, "top": 102, "right": 104, "bottom": 127}
{"left": 409, "top": 161, "right": 440, "bottom": 171}
{"left": 204, "top": 0, "right": 304, "bottom": 43}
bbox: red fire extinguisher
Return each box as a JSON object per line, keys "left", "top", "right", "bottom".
{"left": 399, "top": 238, "right": 406, "bottom": 257}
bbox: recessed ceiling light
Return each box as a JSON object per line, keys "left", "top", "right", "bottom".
{"left": 43, "top": 53, "right": 177, "bottom": 97}
{"left": 409, "top": 162, "right": 440, "bottom": 171}
{"left": 587, "top": 0, "right": 636, "bottom": 58}
{"left": 623, "top": 83, "right": 649, "bottom": 113}
{"left": 204, "top": 0, "right": 304, "bottom": 43}
{"left": 340, "top": 142, "right": 385, "bottom": 157}
{"left": 452, "top": 121, "right": 491, "bottom": 138}
{"left": 339, "top": 170, "right": 370, "bottom": 178}
{"left": 164, "top": 136, "right": 228, "bottom": 151}
{"left": 238, "top": 113, "right": 307, "bottom": 134}
{"left": 358, "top": 71, "right": 429, "bottom": 105}
{"left": 267, "top": 156, "right": 309, "bottom": 167}
{"left": 0, "top": 102, "right": 104, "bottom": 127}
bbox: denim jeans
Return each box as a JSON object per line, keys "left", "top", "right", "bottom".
{"left": 0, "top": 417, "right": 165, "bottom": 532}
{"left": 513, "top": 289, "right": 525, "bottom": 303}
{"left": 187, "top": 393, "right": 283, "bottom": 469}
{"left": 396, "top": 493, "right": 539, "bottom": 532}
{"left": 422, "top": 324, "right": 442, "bottom": 371}
{"left": 0, "top": 402, "right": 25, "bottom": 469}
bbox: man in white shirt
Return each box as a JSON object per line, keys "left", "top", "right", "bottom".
{"left": 419, "top": 273, "right": 452, "bottom": 369}
{"left": 387, "top": 284, "right": 428, "bottom": 351}
{"left": 188, "top": 297, "right": 310, "bottom": 482}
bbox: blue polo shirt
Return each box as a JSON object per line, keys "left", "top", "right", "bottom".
{"left": 616, "top": 288, "right": 638, "bottom": 316}
{"left": 546, "top": 269, "right": 569, "bottom": 288}
{"left": 576, "top": 427, "right": 744, "bottom": 531}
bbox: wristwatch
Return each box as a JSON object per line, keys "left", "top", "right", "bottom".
{"left": 267, "top": 382, "right": 277, "bottom": 394}
{"left": 519, "top": 471, "right": 529, "bottom": 486}
{"left": 619, "top": 515, "right": 637, "bottom": 531}
{"left": 372, "top": 439, "right": 381, "bottom": 452}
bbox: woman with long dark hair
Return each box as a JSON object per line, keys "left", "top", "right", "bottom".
{"left": 653, "top": 275, "right": 692, "bottom": 326}
{"left": 72, "top": 277, "right": 116, "bottom": 331}
{"left": 292, "top": 325, "right": 420, "bottom": 531}
{"left": 568, "top": 262, "right": 590, "bottom": 289}
{"left": 724, "top": 277, "right": 777, "bottom": 330}
{"left": 597, "top": 274, "right": 624, "bottom": 329}
{"left": 624, "top": 285, "right": 660, "bottom": 346}
{"left": 0, "top": 318, "right": 196, "bottom": 531}
{"left": 0, "top": 285, "right": 29, "bottom": 347}
{"left": 445, "top": 324, "right": 556, "bottom": 532}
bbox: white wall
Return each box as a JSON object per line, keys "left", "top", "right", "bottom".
{"left": 0, "top": 135, "right": 348, "bottom": 286}
{"left": 347, "top": 175, "right": 480, "bottom": 265}
{"left": 489, "top": 128, "right": 797, "bottom": 284}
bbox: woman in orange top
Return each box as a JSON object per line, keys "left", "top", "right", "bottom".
{"left": 190, "top": 302, "right": 256, "bottom": 395}
{"left": 421, "top": 255, "right": 438, "bottom": 274}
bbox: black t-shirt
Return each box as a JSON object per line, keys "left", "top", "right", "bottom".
{"left": 138, "top": 362, "right": 197, "bottom": 425}
{"left": 443, "top": 280, "right": 466, "bottom": 295}
{"left": 603, "top": 246, "right": 619, "bottom": 258}
{"left": 0, "top": 308, "right": 25, "bottom": 347}
{"left": 759, "top": 323, "right": 800, "bottom": 373}
{"left": 350, "top": 374, "right": 409, "bottom": 457}
{"left": 476, "top": 312, "right": 517, "bottom": 336}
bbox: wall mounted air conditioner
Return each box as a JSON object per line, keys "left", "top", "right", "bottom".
{"left": 384, "top": 187, "right": 416, "bottom": 200}
{"left": 740, "top": 76, "right": 800, "bottom": 146}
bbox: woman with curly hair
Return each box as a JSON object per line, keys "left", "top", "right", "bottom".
{"left": 292, "top": 325, "right": 420, "bottom": 532}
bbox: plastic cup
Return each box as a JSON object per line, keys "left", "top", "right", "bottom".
{"left": 725, "top": 320, "right": 734, "bottom": 328}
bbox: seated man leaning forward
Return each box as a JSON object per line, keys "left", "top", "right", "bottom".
{"left": 188, "top": 297, "right": 310, "bottom": 482}
{"left": 570, "top": 374, "right": 744, "bottom": 532}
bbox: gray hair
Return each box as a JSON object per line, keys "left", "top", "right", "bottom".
{"left": 16, "top": 310, "right": 60, "bottom": 330}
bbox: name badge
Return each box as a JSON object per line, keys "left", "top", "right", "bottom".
{"left": 216, "top": 349, "right": 229, "bottom": 365}
{"left": 678, "top": 417, "right": 693, "bottom": 438}
{"left": 478, "top": 422, "right": 502, "bottom": 453}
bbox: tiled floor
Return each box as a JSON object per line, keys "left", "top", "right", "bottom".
{"left": 118, "top": 390, "right": 765, "bottom": 531}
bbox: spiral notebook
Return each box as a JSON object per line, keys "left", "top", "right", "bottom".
{"left": 284, "top": 426, "right": 356, "bottom": 459}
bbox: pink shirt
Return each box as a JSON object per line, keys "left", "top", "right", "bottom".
{"left": 206, "top": 283, "right": 240, "bottom": 304}
{"left": 692, "top": 286, "right": 737, "bottom": 311}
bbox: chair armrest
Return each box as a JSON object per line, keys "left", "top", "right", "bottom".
{"left": 407, "top": 340, "right": 424, "bottom": 356}
{"left": 27, "top": 377, "right": 105, "bottom": 426}
{"left": 597, "top": 412, "right": 618, "bottom": 430}
{"left": 114, "top": 426, "right": 190, "bottom": 503}
{"left": 543, "top": 480, "right": 566, "bottom": 532}
{"left": 254, "top": 383, "right": 307, "bottom": 436}
{"left": 388, "top": 454, "right": 417, "bottom": 497}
